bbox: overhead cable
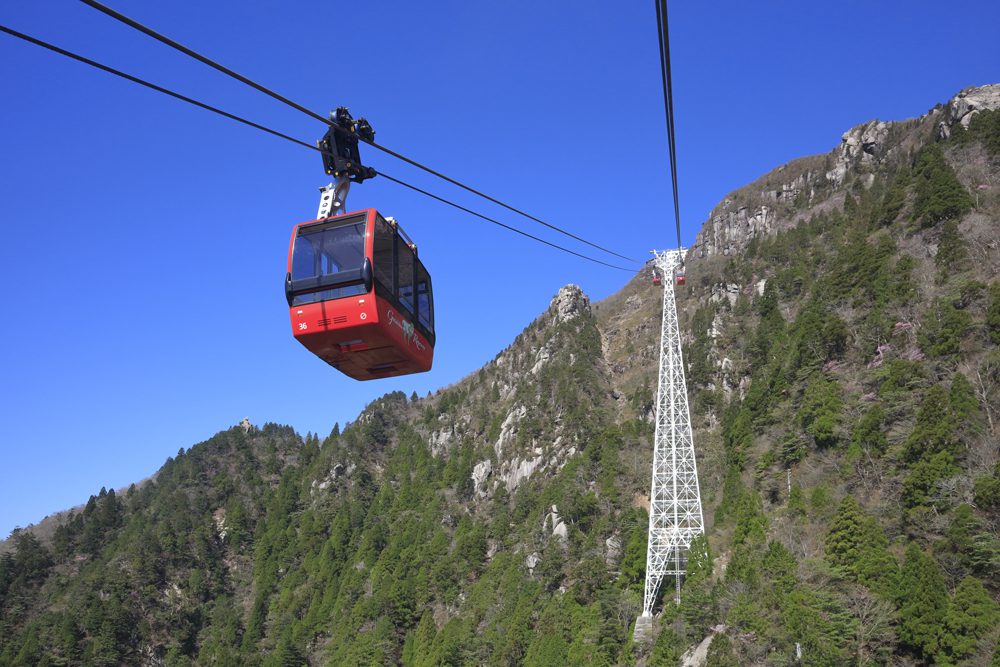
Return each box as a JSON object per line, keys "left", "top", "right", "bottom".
{"left": 653, "top": 0, "right": 682, "bottom": 249}
{"left": 0, "top": 24, "right": 632, "bottom": 273}
{"left": 77, "top": 0, "right": 640, "bottom": 265}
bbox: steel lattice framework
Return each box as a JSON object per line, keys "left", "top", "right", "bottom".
{"left": 642, "top": 248, "right": 705, "bottom": 615}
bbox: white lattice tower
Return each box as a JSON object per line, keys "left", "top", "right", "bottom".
{"left": 641, "top": 248, "right": 704, "bottom": 615}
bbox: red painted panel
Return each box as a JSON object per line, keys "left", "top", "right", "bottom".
{"left": 286, "top": 209, "right": 434, "bottom": 380}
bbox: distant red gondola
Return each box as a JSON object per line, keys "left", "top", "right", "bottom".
{"left": 675, "top": 270, "right": 686, "bottom": 286}
{"left": 652, "top": 273, "right": 662, "bottom": 286}
{"left": 285, "top": 208, "right": 434, "bottom": 380}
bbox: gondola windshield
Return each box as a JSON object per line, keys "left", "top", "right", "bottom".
{"left": 290, "top": 217, "right": 367, "bottom": 306}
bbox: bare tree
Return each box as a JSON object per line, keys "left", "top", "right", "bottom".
{"left": 845, "top": 587, "right": 897, "bottom": 666}
{"left": 972, "top": 354, "right": 1000, "bottom": 436}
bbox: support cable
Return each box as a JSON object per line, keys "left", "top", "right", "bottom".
{"left": 0, "top": 24, "right": 632, "bottom": 273}
{"left": 653, "top": 0, "right": 682, "bottom": 250}
{"left": 77, "top": 0, "right": 640, "bottom": 265}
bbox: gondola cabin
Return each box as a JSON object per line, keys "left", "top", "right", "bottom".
{"left": 652, "top": 273, "right": 661, "bottom": 286}
{"left": 675, "top": 270, "right": 686, "bottom": 286}
{"left": 285, "top": 209, "right": 434, "bottom": 380}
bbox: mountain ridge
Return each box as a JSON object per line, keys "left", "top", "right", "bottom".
{"left": 3, "top": 84, "right": 1000, "bottom": 666}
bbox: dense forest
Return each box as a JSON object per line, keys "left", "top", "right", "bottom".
{"left": 2, "top": 91, "right": 999, "bottom": 666}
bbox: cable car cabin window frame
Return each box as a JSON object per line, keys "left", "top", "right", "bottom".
{"left": 396, "top": 234, "right": 415, "bottom": 315}
{"left": 416, "top": 260, "right": 432, "bottom": 332}
{"left": 373, "top": 215, "right": 395, "bottom": 297}
{"left": 287, "top": 214, "right": 369, "bottom": 307}
{"left": 370, "top": 213, "right": 435, "bottom": 346}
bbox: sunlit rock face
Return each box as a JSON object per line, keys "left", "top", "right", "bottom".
{"left": 693, "top": 84, "right": 1000, "bottom": 261}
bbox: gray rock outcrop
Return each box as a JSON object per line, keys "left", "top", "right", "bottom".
{"left": 940, "top": 83, "right": 1000, "bottom": 137}
{"left": 472, "top": 459, "right": 492, "bottom": 497}
{"left": 551, "top": 285, "right": 591, "bottom": 323}
{"left": 693, "top": 84, "right": 1000, "bottom": 260}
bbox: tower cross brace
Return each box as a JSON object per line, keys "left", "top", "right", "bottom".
{"left": 641, "top": 248, "right": 705, "bottom": 616}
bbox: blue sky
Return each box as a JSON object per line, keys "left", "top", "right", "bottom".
{"left": 2, "top": 0, "right": 999, "bottom": 536}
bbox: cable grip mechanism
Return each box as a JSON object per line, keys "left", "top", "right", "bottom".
{"left": 316, "top": 106, "right": 377, "bottom": 218}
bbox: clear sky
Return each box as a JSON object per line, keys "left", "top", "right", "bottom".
{"left": 2, "top": 0, "right": 999, "bottom": 537}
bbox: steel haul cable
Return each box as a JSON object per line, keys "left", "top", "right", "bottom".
{"left": 77, "top": 0, "right": 639, "bottom": 265}
{"left": 654, "top": 0, "right": 683, "bottom": 250}
{"left": 0, "top": 24, "right": 632, "bottom": 273}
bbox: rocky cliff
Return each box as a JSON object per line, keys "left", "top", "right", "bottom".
{"left": 3, "top": 85, "right": 1000, "bottom": 666}
{"left": 692, "top": 83, "right": 1000, "bottom": 261}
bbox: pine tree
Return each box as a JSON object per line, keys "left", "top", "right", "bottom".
{"left": 988, "top": 283, "right": 1000, "bottom": 345}
{"left": 705, "top": 633, "right": 740, "bottom": 667}
{"left": 920, "top": 298, "right": 973, "bottom": 358}
{"left": 649, "top": 626, "right": 684, "bottom": 667}
{"left": 873, "top": 169, "right": 909, "bottom": 227}
{"left": 797, "top": 374, "right": 842, "bottom": 448}
{"left": 938, "top": 576, "right": 1000, "bottom": 664}
{"left": 848, "top": 404, "right": 888, "bottom": 458}
{"left": 524, "top": 633, "right": 570, "bottom": 666}
{"left": 903, "top": 385, "right": 957, "bottom": 462}
{"left": 902, "top": 450, "right": 959, "bottom": 514}
{"left": 967, "top": 108, "right": 1000, "bottom": 155}
{"left": 619, "top": 516, "right": 648, "bottom": 589}
{"left": 974, "top": 464, "right": 1000, "bottom": 510}
{"left": 267, "top": 633, "right": 306, "bottom": 667}
{"left": 911, "top": 143, "right": 973, "bottom": 227}
{"left": 825, "top": 497, "right": 897, "bottom": 594}
{"left": 680, "top": 534, "right": 716, "bottom": 634}
{"left": 950, "top": 372, "right": 981, "bottom": 428}
{"left": 787, "top": 484, "right": 807, "bottom": 517}
{"left": 896, "top": 544, "right": 949, "bottom": 659}
{"left": 936, "top": 220, "right": 968, "bottom": 278}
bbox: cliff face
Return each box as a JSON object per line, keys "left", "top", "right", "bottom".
{"left": 692, "top": 84, "right": 1000, "bottom": 261}
{"left": 3, "top": 85, "right": 1000, "bottom": 667}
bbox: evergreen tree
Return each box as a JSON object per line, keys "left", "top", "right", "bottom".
{"left": 266, "top": 633, "right": 306, "bottom": 667}
{"left": 938, "top": 576, "right": 999, "bottom": 664}
{"left": 974, "top": 464, "right": 1000, "bottom": 510}
{"left": 619, "top": 516, "right": 648, "bottom": 590}
{"left": 911, "top": 143, "right": 973, "bottom": 227}
{"left": 649, "top": 626, "right": 684, "bottom": 666}
{"left": 11, "top": 624, "right": 42, "bottom": 667}
{"left": 919, "top": 298, "right": 972, "bottom": 358}
{"left": 524, "top": 632, "right": 570, "bottom": 666}
{"left": 787, "top": 484, "right": 807, "bottom": 517}
{"left": 988, "top": 283, "right": 1000, "bottom": 345}
{"left": 950, "top": 372, "right": 981, "bottom": 426}
{"left": 896, "top": 544, "right": 948, "bottom": 660}
{"left": 705, "top": 633, "right": 740, "bottom": 667}
{"left": 873, "top": 169, "right": 909, "bottom": 227}
{"left": 680, "top": 534, "right": 716, "bottom": 635}
{"left": 903, "top": 450, "right": 959, "bottom": 515}
{"left": 848, "top": 404, "right": 888, "bottom": 458}
{"left": 797, "top": 374, "right": 842, "bottom": 448}
{"left": 903, "top": 385, "right": 957, "bottom": 462}
{"left": 936, "top": 220, "right": 968, "bottom": 278}
{"left": 825, "top": 497, "right": 896, "bottom": 593}
{"left": 967, "top": 108, "right": 1000, "bottom": 155}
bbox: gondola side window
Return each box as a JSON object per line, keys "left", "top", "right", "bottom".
{"left": 416, "top": 261, "right": 433, "bottom": 332}
{"left": 373, "top": 216, "right": 395, "bottom": 294}
{"left": 397, "top": 236, "right": 415, "bottom": 314}
{"left": 290, "top": 220, "right": 367, "bottom": 305}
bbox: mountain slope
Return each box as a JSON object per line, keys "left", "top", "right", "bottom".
{"left": 2, "top": 85, "right": 1000, "bottom": 667}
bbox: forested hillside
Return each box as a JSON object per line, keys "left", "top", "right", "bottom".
{"left": 2, "top": 86, "right": 1000, "bottom": 666}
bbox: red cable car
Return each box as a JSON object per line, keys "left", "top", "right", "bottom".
{"left": 285, "top": 208, "right": 434, "bottom": 380}
{"left": 652, "top": 273, "right": 662, "bottom": 286}
{"left": 675, "top": 270, "right": 686, "bottom": 286}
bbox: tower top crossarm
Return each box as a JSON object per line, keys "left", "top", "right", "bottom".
{"left": 651, "top": 248, "right": 687, "bottom": 272}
